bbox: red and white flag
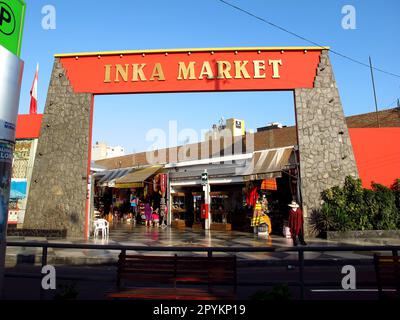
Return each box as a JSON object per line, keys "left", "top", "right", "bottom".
{"left": 29, "top": 63, "right": 39, "bottom": 114}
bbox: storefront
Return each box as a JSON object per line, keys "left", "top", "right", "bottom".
{"left": 240, "top": 147, "right": 299, "bottom": 234}
{"left": 93, "top": 165, "right": 164, "bottom": 225}
{"left": 167, "top": 146, "right": 298, "bottom": 233}
{"left": 94, "top": 167, "right": 132, "bottom": 217}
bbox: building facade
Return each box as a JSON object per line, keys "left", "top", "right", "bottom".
{"left": 8, "top": 114, "right": 42, "bottom": 228}
{"left": 92, "top": 141, "right": 125, "bottom": 161}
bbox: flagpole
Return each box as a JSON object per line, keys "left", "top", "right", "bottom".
{"left": 29, "top": 63, "right": 39, "bottom": 114}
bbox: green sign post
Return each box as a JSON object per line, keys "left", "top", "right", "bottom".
{"left": 0, "top": 0, "right": 25, "bottom": 57}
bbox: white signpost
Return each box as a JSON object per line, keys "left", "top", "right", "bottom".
{"left": 0, "top": 0, "right": 26, "bottom": 296}
{"left": 202, "top": 170, "right": 211, "bottom": 230}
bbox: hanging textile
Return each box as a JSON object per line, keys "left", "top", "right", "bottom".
{"left": 261, "top": 178, "right": 277, "bottom": 191}
{"left": 246, "top": 185, "right": 258, "bottom": 207}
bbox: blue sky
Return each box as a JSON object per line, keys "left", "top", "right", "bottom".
{"left": 18, "top": 0, "right": 400, "bottom": 153}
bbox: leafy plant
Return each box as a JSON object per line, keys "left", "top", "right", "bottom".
{"left": 391, "top": 179, "right": 400, "bottom": 228}
{"left": 373, "top": 183, "right": 398, "bottom": 230}
{"left": 312, "top": 176, "right": 400, "bottom": 234}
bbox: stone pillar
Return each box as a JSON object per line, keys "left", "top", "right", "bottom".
{"left": 295, "top": 50, "right": 358, "bottom": 235}
{"left": 24, "top": 59, "right": 92, "bottom": 238}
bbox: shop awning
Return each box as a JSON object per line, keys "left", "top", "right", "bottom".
{"left": 96, "top": 167, "right": 133, "bottom": 187}
{"left": 240, "top": 146, "right": 294, "bottom": 181}
{"left": 114, "top": 166, "right": 162, "bottom": 188}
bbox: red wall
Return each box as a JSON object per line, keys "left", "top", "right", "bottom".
{"left": 15, "top": 114, "right": 42, "bottom": 139}
{"left": 349, "top": 128, "right": 400, "bottom": 189}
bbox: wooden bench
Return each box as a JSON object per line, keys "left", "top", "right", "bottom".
{"left": 374, "top": 254, "right": 400, "bottom": 300}
{"left": 108, "top": 252, "right": 237, "bottom": 300}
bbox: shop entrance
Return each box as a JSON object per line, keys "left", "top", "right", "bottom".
{"left": 24, "top": 47, "right": 359, "bottom": 238}
{"left": 92, "top": 89, "right": 295, "bottom": 234}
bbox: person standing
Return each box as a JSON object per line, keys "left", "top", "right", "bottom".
{"left": 144, "top": 202, "right": 153, "bottom": 227}
{"left": 152, "top": 208, "right": 160, "bottom": 228}
{"left": 288, "top": 201, "right": 307, "bottom": 246}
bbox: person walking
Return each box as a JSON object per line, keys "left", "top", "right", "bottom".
{"left": 152, "top": 208, "right": 160, "bottom": 228}
{"left": 144, "top": 202, "right": 153, "bottom": 227}
{"left": 288, "top": 201, "right": 307, "bottom": 246}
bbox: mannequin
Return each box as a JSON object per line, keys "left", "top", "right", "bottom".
{"left": 251, "top": 199, "right": 262, "bottom": 234}
{"left": 288, "top": 201, "right": 307, "bottom": 246}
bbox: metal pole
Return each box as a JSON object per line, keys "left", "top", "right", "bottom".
{"left": 203, "top": 170, "right": 211, "bottom": 230}
{"left": 0, "top": 47, "right": 25, "bottom": 297}
{"left": 369, "top": 56, "right": 380, "bottom": 128}
{"left": 167, "top": 173, "right": 172, "bottom": 226}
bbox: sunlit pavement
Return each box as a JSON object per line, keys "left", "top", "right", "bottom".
{"left": 4, "top": 223, "right": 399, "bottom": 300}
{"left": 5, "top": 222, "right": 400, "bottom": 266}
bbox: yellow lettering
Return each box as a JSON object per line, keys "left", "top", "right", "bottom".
{"left": 234, "top": 60, "right": 250, "bottom": 79}
{"left": 150, "top": 63, "right": 165, "bottom": 81}
{"left": 177, "top": 62, "right": 196, "bottom": 80}
{"left": 115, "top": 64, "right": 129, "bottom": 82}
{"left": 268, "top": 59, "right": 283, "bottom": 79}
{"left": 198, "top": 61, "right": 214, "bottom": 79}
{"left": 253, "top": 60, "right": 266, "bottom": 79}
{"left": 132, "top": 63, "right": 147, "bottom": 82}
{"left": 104, "top": 65, "right": 112, "bottom": 83}
{"left": 217, "top": 61, "right": 232, "bottom": 79}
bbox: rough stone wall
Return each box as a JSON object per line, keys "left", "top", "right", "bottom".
{"left": 295, "top": 50, "right": 358, "bottom": 233}
{"left": 24, "top": 59, "right": 92, "bottom": 238}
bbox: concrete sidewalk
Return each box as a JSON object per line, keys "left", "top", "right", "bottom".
{"left": 5, "top": 223, "right": 400, "bottom": 266}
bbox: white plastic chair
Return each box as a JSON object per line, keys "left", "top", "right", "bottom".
{"left": 93, "top": 218, "right": 109, "bottom": 238}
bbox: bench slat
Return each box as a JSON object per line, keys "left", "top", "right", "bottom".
{"left": 114, "top": 253, "right": 237, "bottom": 300}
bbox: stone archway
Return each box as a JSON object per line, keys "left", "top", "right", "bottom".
{"left": 24, "top": 47, "right": 358, "bottom": 238}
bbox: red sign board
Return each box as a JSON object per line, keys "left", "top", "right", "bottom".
{"left": 201, "top": 203, "right": 209, "bottom": 219}
{"left": 57, "top": 47, "right": 322, "bottom": 94}
{"left": 160, "top": 173, "right": 167, "bottom": 195}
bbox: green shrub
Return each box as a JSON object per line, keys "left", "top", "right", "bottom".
{"left": 362, "top": 189, "right": 378, "bottom": 229}
{"left": 313, "top": 176, "right": 400, "bottom": 234}
{"left": 392, "top": 179, "right": 400, "bottom": 228}
{"left": 373, "top": 183, "right": 399, "bottom": 230}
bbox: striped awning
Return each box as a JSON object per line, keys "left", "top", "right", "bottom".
{"left": 96, "top": 167, "right": 133, "bottom": 187}
{"left": 240, "top": 147, "right": 295, "bottom": 181}
{"left": 114, "top": 166, "right": 162, "bottom": 188}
